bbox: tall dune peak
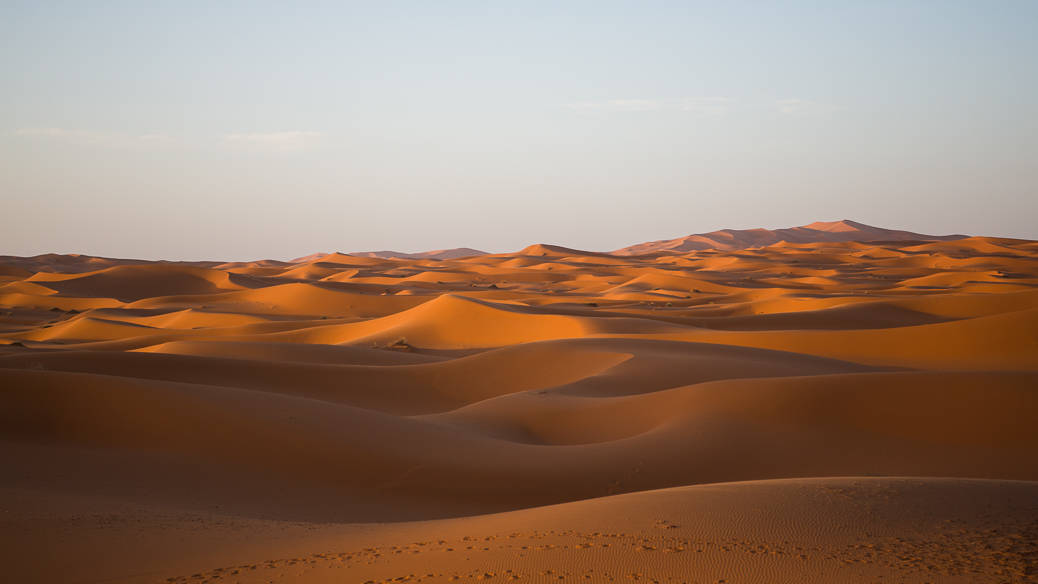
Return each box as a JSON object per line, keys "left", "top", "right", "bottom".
{"left": 802, "top": 219, "right": 870, "bottom": 232}
{"left": 613, "top": 220, "right": 967, "bottom": 255}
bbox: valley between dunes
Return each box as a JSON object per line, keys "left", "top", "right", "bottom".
{"left": 2, "top": 232, "right": 1037, "bottom": 583}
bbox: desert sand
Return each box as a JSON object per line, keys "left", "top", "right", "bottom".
{"left": 1, "top": 220, "right": 1036, "bottom": 583}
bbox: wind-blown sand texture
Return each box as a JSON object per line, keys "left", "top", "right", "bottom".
{"left": 2, "top": 226, "right": 1037, "bottom": 583}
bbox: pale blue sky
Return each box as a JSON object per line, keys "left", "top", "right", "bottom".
{"left": 3, "top": 1, "right": 1036, "bottom": 260}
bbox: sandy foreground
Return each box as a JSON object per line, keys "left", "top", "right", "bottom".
{"left": 1, "top": 235, "right": 1037, "bottom": 583}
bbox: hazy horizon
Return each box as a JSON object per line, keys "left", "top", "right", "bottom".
{"left": 4, "top": 1, "right": 1036, "bottom": 261}
{"left": 0, "top": 216, "right": 979, "bottom": 262}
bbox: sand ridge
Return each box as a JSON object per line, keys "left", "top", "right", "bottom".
{"left": 1, "top": 229, "right": 1036, "bottom": 583}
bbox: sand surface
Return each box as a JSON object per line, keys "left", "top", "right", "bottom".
{"left": 2, "top": 232, "right": 1037, "bottom": 583}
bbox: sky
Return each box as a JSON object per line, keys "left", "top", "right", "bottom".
{"left": 2, "top": 0, "right": 1036, "bottom": 260}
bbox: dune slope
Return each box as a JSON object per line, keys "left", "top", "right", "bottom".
{"left": 1, "top": 230, "right": 1036, "bottom": 583}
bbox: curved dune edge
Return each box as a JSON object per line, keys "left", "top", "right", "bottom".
{"left": 1, "top": 236, "right": 1036, "bottom": 584}
{"left": 3, "top": 477, "right": 1036, "bottom": 584}
{"left": 1, "top": 366, "right": 1034, "bottom": 523}
{"left": 0, "top": 341, "right": 635, "bottom": 414}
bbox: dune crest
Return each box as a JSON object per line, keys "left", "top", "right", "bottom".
{"left": 613, "top": 219, "right": 967, "bottom": 255}
{"left": 1, "top": 223, "right": 1036, "bottom": 583}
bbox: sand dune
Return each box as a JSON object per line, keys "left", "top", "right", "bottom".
{"left": 5, "top": 477, "right": 1036, "bottom": 584}
{"left": 613, "top": 219, "right": 966, "bottom": 255}
{"left": 1, "top": 225, "right": 1036, "bottom": 583}
{"left": 349, "top": 248, "right": 489, "bottom": 260}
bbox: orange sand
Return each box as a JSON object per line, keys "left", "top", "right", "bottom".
{"left": 1, "top": 222, "right": 1036, "bottom": 583}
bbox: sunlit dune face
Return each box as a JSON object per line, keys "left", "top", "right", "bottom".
{"left": 1, "top": 236, "right": 1036, "bottom": 583}
{"left": 3, "top": 237, "right": 1035, "bottom": 360}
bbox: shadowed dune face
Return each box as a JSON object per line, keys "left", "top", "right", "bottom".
{"left": 1, "top": 234, "right": 1037, "bottom": 583}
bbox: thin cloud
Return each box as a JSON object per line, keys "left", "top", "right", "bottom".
{"left": 676, "top": 97, "right": 732, "bottom": 116}
{"left": 15, "top": 127, "right": 80, "bottom": 138}
{"left": 13, "top": 127, "right": 173, "bottom": 147}
{"left": 775, "top": 98, "right": 837, "bottom": 115}
{"left": 222, "top": 131, "right": 321, "bottom": 151}
{"left": 566, "top": 97, "right": 731, "bottom": 115}
{"left": 567, "top": 99, "right": 662, "bottom": 113}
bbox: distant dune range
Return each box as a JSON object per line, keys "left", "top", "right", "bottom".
{"left": 1, "top": 220, "right": 1036, "bottom": 583}
{"left": 338, "top": 248, "right": 489, "bottom": 261}
{"left": 283, "top": 220, "right": 970, "bottom": 262}
{"left": 612, "top": 219, "right": 967, "bottom": 255}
